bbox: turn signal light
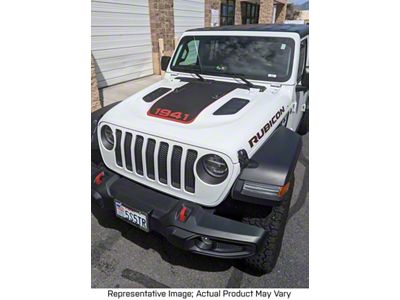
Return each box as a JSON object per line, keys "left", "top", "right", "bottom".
{"left": 278, "top": 181, "right": 290, "bottom": 197}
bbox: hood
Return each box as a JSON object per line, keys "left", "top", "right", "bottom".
{"left": 100, "top": 77, "right": 292, "bottom": 163}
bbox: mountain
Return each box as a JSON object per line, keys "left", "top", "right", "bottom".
{"left": 293, "top": 1, "right": 309, "bottom": 10}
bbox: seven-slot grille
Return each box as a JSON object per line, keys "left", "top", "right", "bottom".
{"left": 114, "top": 129, "right": 198, "bottom": 193}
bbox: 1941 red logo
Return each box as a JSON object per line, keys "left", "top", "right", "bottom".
{"left": 151, "top": 108, "right": 190, "bottom": 122}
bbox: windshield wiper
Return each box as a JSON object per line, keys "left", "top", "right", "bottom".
{"left": 228, "top": 72, "right": 256, "bottom": 89}
{"left": 191, "top": 36, "right": 206, "bottom": 82}
{"left": 193, "top": 72, "right": 205, "bottom": 81}
{"left": 208, "top": 71, "right": 266, "bottom": 92}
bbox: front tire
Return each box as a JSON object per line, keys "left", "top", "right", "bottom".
{"left": 241, "top": 176, "right": 294, "bottom": 274}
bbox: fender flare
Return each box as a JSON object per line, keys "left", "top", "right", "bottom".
{"left": 231, "top": 126, "right": 302, "bottom": 206}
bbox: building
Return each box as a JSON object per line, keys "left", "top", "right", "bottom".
{"left": 91, "top": 0, "right": 287, "bottom": 89}
{"left": 298, "top": 10, "right": 309, "bottom": 24}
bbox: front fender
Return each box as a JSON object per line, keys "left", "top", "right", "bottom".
{"left": 231, "top": 126, "right": 302, "bottom": 206}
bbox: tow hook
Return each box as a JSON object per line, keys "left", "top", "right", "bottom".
{"left": 94, "top": 171, "right": 105, "bottom": 186}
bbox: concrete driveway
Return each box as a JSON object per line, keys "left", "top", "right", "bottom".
{"left": 92, "top": 78, "right": 309, "bottom": 288}
{"left": 99, "top": 75, "right": 161, "bottom": 106}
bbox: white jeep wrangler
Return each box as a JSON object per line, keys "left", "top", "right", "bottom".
{"left": 91, "top": 24, "right": 309, "bottom": 274}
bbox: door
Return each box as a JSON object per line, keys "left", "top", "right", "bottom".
{"left": 288, "top": 38, "right": 308, "bottom": 131}
{"left": 91, "top": 0, "right": 154, "bottom": 88}
{"left": 174, "top": 0, "right": 205, "bottom": 38}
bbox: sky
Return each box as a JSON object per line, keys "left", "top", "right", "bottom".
{"left": 291, "top": 0, "right": 308, "bottom": 4}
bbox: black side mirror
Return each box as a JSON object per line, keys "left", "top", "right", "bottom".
{"left": 296, "top": 70, "right": 309, "bottom": 92}
{"left": 296, "top": 85, "right": 308, "bottom": 92}
{"left": 161, "top": 56, "right": 171, "bottom": 71}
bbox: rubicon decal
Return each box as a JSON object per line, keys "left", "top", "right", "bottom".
{"left": 248, "top": 106, "right": 285, "bottom": 148}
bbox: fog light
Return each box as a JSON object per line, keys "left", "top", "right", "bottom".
{"left": 196, "top": 236, "right": 214, "bottom": 250}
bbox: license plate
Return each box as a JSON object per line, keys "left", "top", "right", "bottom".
{"left": 114, "top": 200, "right": 149, "bottom": 232}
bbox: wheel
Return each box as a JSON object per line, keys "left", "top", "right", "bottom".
{"left": 241, "top": 176, "right": 294, "bottom": 274}
{"left": 297, "top": 109, "right": 309, "bottom": 135}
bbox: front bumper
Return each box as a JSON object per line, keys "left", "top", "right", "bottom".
{"left": 91, "top": 163, "right": 266, "bottom": 259}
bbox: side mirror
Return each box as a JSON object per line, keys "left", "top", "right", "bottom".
{"left": 161, "top": 56, "right": 171, "bottom": 71}
{"left": 296, "top": 85, "right": 308, "bottom": 92}
{"left": 296, "top": 70, "right": 309, "bottom": 92}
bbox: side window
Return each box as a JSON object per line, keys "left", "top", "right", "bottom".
{"left": 297, "top": 40, "right": 307, "bottom": 82}
{"left": 178, "top": 40, "right": 199, "bottom": 66}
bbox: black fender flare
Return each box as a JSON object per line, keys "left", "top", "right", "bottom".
{"left": 231, "top": 126, "right": 302, "bottom": 206}
{"left": 91, "top": 101, "right": 121, "bottom": 163}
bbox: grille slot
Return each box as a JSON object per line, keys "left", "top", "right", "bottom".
{"left": 146, "top": 139, "right": 156, "bottom": 179}
{"left": 158, "top": 142, "right": 169, "bottom": 184}
{"left": 115, "top": 129, "right": 122, "bottom": 167}
{"left": 171, "top": 146, "right": 183, "bottom": 188}
{"left": 124, "top": 132, "right": 133, "bottom": 171}
{"left": 185, "top": 150, "right": 198, "bottom": 193}
{"left": 134, "top": 135, "right": 144, "bottom": 175}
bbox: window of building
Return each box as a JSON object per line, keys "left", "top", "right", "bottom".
{"left": 220, "top": 0, "right": 235, "bottom": 26}
{"left": 241, "top": 1, "right": 260, "bottom": 24}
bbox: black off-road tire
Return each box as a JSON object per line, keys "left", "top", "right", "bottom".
{"left": 242, "top": 176, "right": 294, "bottom": 274}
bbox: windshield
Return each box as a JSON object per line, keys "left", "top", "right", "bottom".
{"left": 170, "top": 35, "right": 295, "bottom": 82}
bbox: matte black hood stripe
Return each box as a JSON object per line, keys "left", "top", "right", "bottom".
{"left": 147, "top": 80, "right": 239, "bottom": 124}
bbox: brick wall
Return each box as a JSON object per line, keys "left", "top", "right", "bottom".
{"left": 234, "top": 0, "right": 241, "bottom": 25}
{"left": 148, "top": 0, "right": 175, "bottom": 74}
{"left": 275, "top": 2, "right": 287, "bottom": 23}
{"left": 259, "top": 0, "right": 274, "bottom": 24}
{"left": 205, "top": 0, "right": 221, "bottom": 27}
{"left": 91, "top": 54, "right": 101, "bottom": 112}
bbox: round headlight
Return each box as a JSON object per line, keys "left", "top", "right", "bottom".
{"left": 202, "top": 154, "right": 228, "bottom": 178}
{"left": 197, "top": 154, "right": 228, "bottom": 184}
{"left": 101, "top": 125, "right": 114, "bottom": 150}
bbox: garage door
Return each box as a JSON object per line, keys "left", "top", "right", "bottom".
{"left": 91, "top": 0, "right": 153, "bottom": 88}
{"left": 174, "top": 0, "right": 205, "bottom": 38}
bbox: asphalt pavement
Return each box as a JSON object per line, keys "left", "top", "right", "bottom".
{"left": 91, "top": 134, "right": 309, "bottom": 288}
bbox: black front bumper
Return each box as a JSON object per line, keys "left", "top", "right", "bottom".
{"left": 91, "top": 163, "right": 267, "bottom": 259}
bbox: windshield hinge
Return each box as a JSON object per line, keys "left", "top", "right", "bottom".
{"left": 291, "top": 102, "right": 297, "bottom": 113}
{"left": 270, "top": 84, "right": 282, "bottom": 88}
{"left": 238, "top": 149, "right": 250, "bottom": 169}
